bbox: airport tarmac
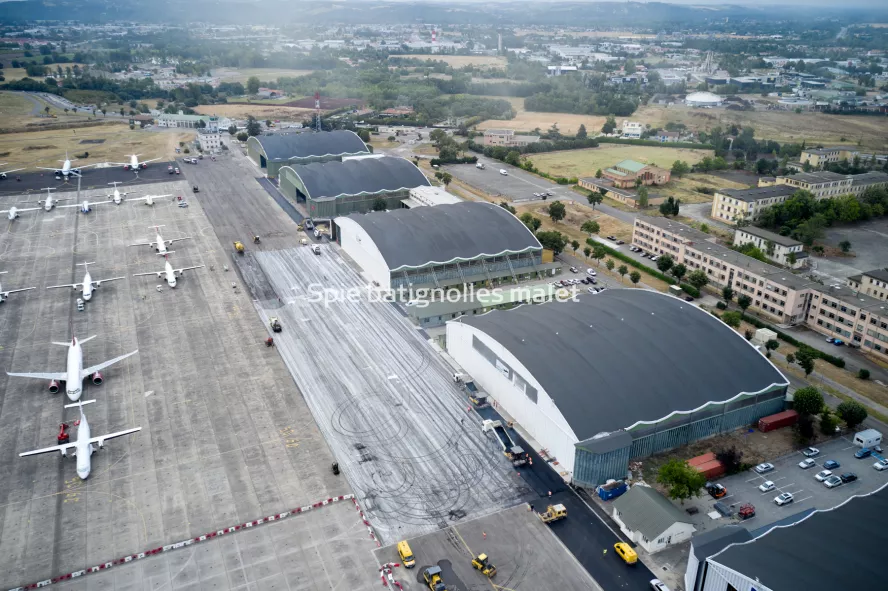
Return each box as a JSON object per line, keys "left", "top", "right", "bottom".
{"left": 0, "top": 180, "right": 381, "bottom": 589}
{"left": 0, "top": 162, "right": 177, "bottom": 197}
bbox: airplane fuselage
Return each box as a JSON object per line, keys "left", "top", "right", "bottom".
{"left": 66, "top": 340, "right": 84, "bottom": 400}
{"left": 82, "top": 271, "right": 94, "bottom": 300}
{"left": 155, "top": 233, "right": 168, "bottom": 253}
{"left": 164, "top": 261, "right": 177, "bottom": 287}
{"left": 6, "top": 208, "right": 17, "bottom": 220}
{"left": 73, "top": 414, "right": 93, "bottom": 479}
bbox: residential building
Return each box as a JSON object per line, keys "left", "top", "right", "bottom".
{"left": 849, "top": 171, "right": 888, "bottom": 195}
{"left": 612, "top": 485, "right": 696, "bottom": 554}
{"left": 257, "top": 87, "right": 282, "bottom": 98}
{"left": 546, "top": 65, "right": 578, "bottom": 76}
{"left": 733, "top": 226, "right": 806, "bottom": 268}
{"left": 710, "top": 185, "right": 798, "bottom": 224}
{"left": 197, "top": 128, "right": 222, "bottom": 152}
{"left": 799, "top": 146, "right": 856, "bottom": 169}
{"left": 481, "top": 129, "right": 541, "bottom": 148}
{"left": 602, "top": 160, "right": 670, "bottom": 189}
{"left": 577, "top": 177, "right": 666, "bottom": 209}
{"left": 621, "top": 120, "right": 643, "bottom": 139}
{"left": 847, "top": 268, "right": 888, "bottom": 302}
{"left": 655, "top": 131, "right": 680, "bottom": 143}
{"left": 775, "top": 171, "right": 852, "bottom": 198}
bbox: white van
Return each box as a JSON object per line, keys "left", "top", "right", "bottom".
{"left": 499, "top": 169, "right": 508, "bottom": 176}
{"left": 476, "top": 162, "right": 486, "bottom": 170}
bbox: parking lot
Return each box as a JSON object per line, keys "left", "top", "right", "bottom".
{"left": 680, "top": 435, "right": 888, "bottom": 535}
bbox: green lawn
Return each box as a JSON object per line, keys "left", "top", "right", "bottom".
{"left": 529, "top": 145, "right": 713, "bottom": 179}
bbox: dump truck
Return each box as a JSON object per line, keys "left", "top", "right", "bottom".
{"left": 269, "top": 317, "right": 282, "bottom": 332}
{"left": 233, "top": 241, "right": 245, "bottom": 254}
{"left": 538, "top": 504, "right": 567, "bottom": 524}
{"left": 482, "top": 419, "right": 528, "bottom": 466}
{"left": 423, "top": 566, "right": 446, "bottom": 591}
{"left": 471, "top": 554, "right": 497, "bottom": 578}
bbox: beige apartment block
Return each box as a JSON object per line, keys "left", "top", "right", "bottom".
{"left": 848, "top": 269, "right": 888, "bottom": 302}
{"left": 733, "top": 226, "right": 807, "bottom": 269}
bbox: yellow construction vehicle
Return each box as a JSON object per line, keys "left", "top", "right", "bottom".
{"left": 471, "top": 554, "right": 497, "bottom": 578}
{"left": 422, "top": 566, "right": 447, "bottom": 591}
{"left": 538, "top": 504, "right": 567, "bottom": 524}
{"left": 233, "top": 241, "right": 245, "bottom": 254}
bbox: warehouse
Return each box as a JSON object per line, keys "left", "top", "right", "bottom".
{"left": 247, "top": 130, "right": 369, "bottom": 177}
{"left": 446, "top": 290, "right": 789, "bottom": 486}
{"left": 282, "top": 156, "right": 431, "bottom": 218}
{"left": 334, "top": 201, "right": 558, "bottom": 291}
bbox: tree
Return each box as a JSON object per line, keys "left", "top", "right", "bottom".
{"left": 765, "top": 339, "right": 780, "bottom": 358}
{"left": 606, "top": 258, "right": 615, "bottom": 272}
{"left": 671, "top": 160, "right": 690, "bottom": 178}
{"left": 236, "top": 132, "right": 248, "bottom": 142}
{"left": 737, "top": 294, "right": 752, "bottom": 318}
{"left": 659, "top": 196, "right": 680, "bottom": 217}
{"left": 721, "top": 311, "right": 742, "bottom": 328}
{"left": 836, "top": 400, "right": 868, "bottom": 429}
{"left": 536, "top": 230, "right": 567, "bottom": 254}
{"left": 820, "top": 411, "right": 839, "bottom": 436}
{"left": 839, "top": 240, "right": 852, "bottom": 253}
{"left": 440, "top": 172, "right": 453, "bottom": 187}
{"left": 593, "top": 245, "right": 606, "bottom": 266}
{"left": 499, "top": 201, "right": 517, "bottom": 214}
{"left": 656, "top": 254, "right": 674, "bottom": 273}
{"left": 722, "top": 286, "right": 734, "bottom": 304}
{"left": 246, "top": 76, "right": 260, "bottom": 95}
{"left": 587, "top": 191, "right": 603, "bottom": 209}
{"left": 101, "top": 108, "right": 107, "bottom": 117}
{"left": 576, "top": 124, "right": 587, "bottom": 139}
{"left": 246, "top": 116, "right": 261, "bottom": 137}
{"left": 44, "top": 105, "right": 49, "bottom": 116}
{"left": 548, "top": 200, "right": 566, "bottom": 222}
{"left": 715, "top": 446, "right": 744, "bottom": 475}
{"left": 637, "top": 186, "right": 649, "bottom": 208}
{"left": 227, "top": 124, "right": 237, "bottom": 135}
{"left": 372, "top": 197, "right": 387, "bottom": 211}
{"left": 793, "top": 386, "right": 824, "bottom": 415}
{"left": 794, "top": 348, "right": 817, "bottom": 377}
{"left": 670, "top": 263, "right": 687, "bottom": 282}
{"left": 119, "top": 108, "right": 124, "bottom": 116}
{"left": 617, "top": 264, "right": 628, "bottom": 282}
{"left": 629, "top": 270, "right": 641, "bottom": 286}
{"left": 595, "top": 168, "right": 603, "bottom": 179}
{"left": 657, "top": 459, "right": 706, "bottom": 504}
{"left": 357, "top": 128, "right": 371, "bottom": 142}
{"left": 571, "top": 240, "right": 580, "bottom": 253}
{"left": 858, "top": 369, "right": 871, "bottom": 380}
{"left": 583, "top": 246, "right": 591, "bottom": 259}
{"left": 601, "top": 115, "right": 617, "bottom": 135}
{"left": 581, "top": 220, "right": 600, "bottom": 234}
{"left": 687, "top": 269, "right": 709, "bottom": 290}
{"left": 786, "top": 353, "right": 795, "bottom": 365}
{"left": 504, "top": 150, "right": 521, "bottom": 166}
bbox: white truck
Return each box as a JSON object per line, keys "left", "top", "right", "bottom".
{"left": 476, "top": 162, "right": 485, "bottom": 170}
{"left": 854, "top": 428, "right": 882, "bottom": 449}
{"left": 499, "top": 169, "right": 508, "bottom": 176}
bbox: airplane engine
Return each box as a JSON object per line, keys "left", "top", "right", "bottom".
{"left": 141, "top": 163, "right": 147, "bottom": 169}
{"left": 91, "top": 371, "right": 103, "bottom": 385}
{"left": 97, "top": 440, "right": 105, "bottom": 449}
{"left": 48, "top": 379, "right": 59, "bottom": 393}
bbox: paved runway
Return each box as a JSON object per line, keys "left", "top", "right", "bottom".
{"left": 0, "top": 179, "right": 381, "bottom": 590}
{"left": 0, "top": 162, "right": 178, "bottom": 197}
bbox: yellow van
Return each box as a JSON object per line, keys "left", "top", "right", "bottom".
{"left": 397, "top": 540, "right": 416, "bottom": 568}
{"left": 613, "top": 542, "right": 637, "bottom": 565}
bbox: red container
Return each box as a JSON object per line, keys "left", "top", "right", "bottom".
{"left": 758, "top": 410, "right": 799, "bottom": 432}
{"left": 694, "top": 459, "right": 726, "bottom": 480}
{"left": 688, "top": 452, "right": 717, "bottom": 467}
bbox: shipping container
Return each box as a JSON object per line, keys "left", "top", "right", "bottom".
{"left": 759, "top": 409, "right": 798, "bottom": 432}
{"left": 687, "top": 452, "right": 717, "bottom": 467}
{"left": 596, "top": 480, "right": 628, "bottom": 501}
{"left": 694, "top": 459, "right": 725, "bottom": 480}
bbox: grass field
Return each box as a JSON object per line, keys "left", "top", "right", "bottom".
{"left": 529, "top": 145, "right": 713, "bottom": 179}
{"left": 2, "top": 62, "right": 79, "bottom": 82}
{"left": 477, "top": 111, "right": 607, "bottom": 136}
{"left": 0, "top": 125, "right": 193, "bottom": 168}
{"left": 212, "top": 67, "right": 314, "bottom": 83}
{"left": 655, "top": 173, "right": 749, "bottom": 205}
{"left": 0, "top": 91, "right": 41, "bottom": 118}
{"left": 193, "top": 103, "right": 315, "bottom": 120}
{"left": 395, "top": 55, "right": 507, "bottom": 68}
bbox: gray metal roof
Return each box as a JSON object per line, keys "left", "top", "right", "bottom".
{"left": 250, "top": 130, "right": 368, "bottom": 162}
{"left": 851, "top": 171, "right": 888, "bottom": 187}
{"left": 612, "top": 485, "right": 692, "bottom": 540}
{"left": 736, "top": 226, "right": 802, "bottom": 247}
{"left": 710, "top": 482, "right": 888, "bottom": 591}
{"left": 786, "top": 171, "right": 847, "bottom": 184}
{"left": 287, "top": 156, "right": 430, "bottom": 200}
{"left": 691, "top": 526, "right": 752, "bottom": 561}
{"left": 339, "top": 202, "right": 542, "bottom": 271}
{"left": 717, "top": 185, "right": 797, "bottom": 203}
{"left": 863, "top": 268, "right": 888, "bottom": 283}
{"left": 457, "top": 290, "right": 789, "bottom": 440}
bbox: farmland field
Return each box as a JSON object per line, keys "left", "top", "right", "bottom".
{"left": 394, "top": 55, "right": 507, "bottom": 68}
{"left": 530, "top": 145, "right": 713, "bottom": 179}
{"left": 193, "top": 103, "right": 315, "bottom": 120}
{"left": 212, "top": 67, "right": 314, "bottom": 83}
{"left": 2, "top": 63, "right": 79, "bottom": 82}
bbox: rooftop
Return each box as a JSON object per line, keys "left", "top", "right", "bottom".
{"left": 782, "top": 171, "right": 848, "bottom": 184}
{"left": 612, "top": 485, "right": 693, "bottom": 540}
{"left": 284, "top": 156, "right": 430, "bottom": 201}
{"left": 717, "top": 185, "right": 797, "bottom": 203}
{"left": 613, "top": 159, "right": 648, "bottom": 173}
{"left": 337, "top": 201, "right": 541, "bottom": 271}
{"left": 710, "top": 482, "right": 888, "bottom": 591}
{"left": 862, "top": 268, "right": 888, "bottom": 283}
{"left": 850, "top": 171, "right": 888, "bottom": 187}
{"left": 736, "top": 226, "right": 802, "bottom": 248}
{"left": 815, "top": 283, "right": 888, "bottom": 313}
{"left": 249, "top": 130, "right": 369, "bottom": 162}
{"left": 456, "top": 290, "right": 789, "bottom": 441}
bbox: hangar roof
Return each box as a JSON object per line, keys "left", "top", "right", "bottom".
{"left": 286, "top": 156, "right": 430, "bottom": 200}
{"left": 457, "top": 290, "right": 788, "bottom": 441}
{"left": 338, "top": 201, "right": 542, "bottom": 271}
{"left": 250, "top": 130, "right": 368, "bottom": 162}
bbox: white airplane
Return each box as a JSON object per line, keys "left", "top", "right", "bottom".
{"left": 60, "top": 198, "right": 110, "bottom": 214}
{"left": 111, "top": 154, "right": 161, "bottom": 171}
{"left": 46, "top": 262, "right": 125, "bottom": 301}
{"left": 133, "top": 254, "right": 203, "bottom": 288}
{"left": 7, "top": 334, "right": 139, "bottom": 400}
{"left": 0, "top": 271, "right": 36, "bottom": 302}
{"left": 36, "top": 151, "right": 98, "bottom": 178}
{"left": 1, "top": 204, "right": 42, "bottom": 220}
{"left": 0, "top": 162, "right": 25, "bottom": 179}
{"left": 36, "top": 187, "right": 71, "bottom": 211}
{"left": 138, "top": 193, "right": 171, "bottom": 206}
{"left": 130, "top": 225, "right": 190, "bottom": 254}
{"left": 105, "top": 181, "right": 138, "bottom": 204}
{"left": 18, "top": 399, "right": 141, "bottom": 480}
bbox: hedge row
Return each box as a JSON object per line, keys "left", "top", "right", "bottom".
{"left": 588, "top": 241, "right": 678, "bottom": 285}
{"left": 680, "top": 283, "right": 700, "bottom": 298}
{"left": 596, "top": 137, "right": 713, "bottom": 150}
{"left": 430, "top": 155, "right": 477, "bottom": 166}
{"left": 741, "top": 314, "right": 846, "bottom": 368}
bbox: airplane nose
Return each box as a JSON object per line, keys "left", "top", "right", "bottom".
{"left": 78, "top": 468, "right": 90, "bottom": 480}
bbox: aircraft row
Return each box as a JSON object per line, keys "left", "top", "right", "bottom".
{"left": 0, "top": 153, "right": 162, "bottom": 180}
{"left": 1, "top": 183, "right": 171, "bottom": 221}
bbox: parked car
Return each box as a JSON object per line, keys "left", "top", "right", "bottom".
{"left": 650, "top": 579, "right": 670, "bottom": 591}
{"left": 823, "top": 460, "right": 841, "bottom": 470}
{"left": 774, "top": 492, "right": 794, "bottom": 506}
{"left": 833, "top": 339, "right": 844, "bottom": 346}
{"left": 758, "top": 481, "right": 776, "bottom": 493}
{"left": 754, "top": 463, "right": 775, "bottom": 474}
{"left": 616, "top": 240, "right": 625, "bottom": 245}
{"left": 824, "top": 475, "right": 843, "bottom": 488}
{"left": 802, "top": 447, "right": 820, "bottom": 458}
{"left": 874, "top": 459, "right": 888, "bottom": 471}
{"left": 587, "top": 269, "right": 597, "bottom": 276}
{"left": 606, "top": 235, "right": 617, "bottom": 241}
{"left": 815, "top": 470, "right": 833, "bottom": 482}
{"left": 174, "top": 167, "right": 180, "bottom": 175}
{"left": 587, "top": 287, "right": 596, "bottom": 294}
{"left": 854, "top": 448, "right": 873, "bottom": 459}
{"left": 545, "top": 191, "right": 554, "bottom": 197}
{"left": 684, "top": 296, "right": 694, "bottom": 302}
{"left": 798, "top": 458, "right": 816, "bottom": 469}
{"left": 589, "top": 277, "right": 597, "bottom": 284}
{"left": 570, "top": 267, "right": 578, "bottom": 273}
{"left": 840, "top": 472, "right": 858, "bottom": 483}
{"left": 650, "top": 255, "right": 660, "bottom": 262}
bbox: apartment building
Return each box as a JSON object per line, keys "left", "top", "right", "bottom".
{"left": 799, "top": 147, "right": 856, "bottom": 169}
{"left": 710, "top": 185, "right": 797, "bottom": 224}
{"left": 776, "top": 171, "right": 853, "bottom": 198}
{"left": 621, "top": 121, "right": 644, "bottom": 139}
{"left": 631, "top": 217, "right": 888, "bottom": 361}
{"left": 847, "top": 269, "right": 888, "bottom": 302}
{"left": 733, "top": 226, "right": 806, "bottom": 269}
{"left": 481, "top": 129, "right": 541, "bottom": 148}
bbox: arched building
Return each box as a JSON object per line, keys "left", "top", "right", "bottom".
{"left": 246, "top": 130, "right": 369, "bottom": 178}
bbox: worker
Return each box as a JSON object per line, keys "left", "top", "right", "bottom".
{"left": 482, "top": 532, "right": 487, "bottom": 540}
{"left": 265, "top": 337, "right": 274, "bottom": 347}
{"left": 602, "top": 549, "right": 607, "bottom": 558}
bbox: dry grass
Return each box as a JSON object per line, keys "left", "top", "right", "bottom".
{"left": 193, "top": 104, "right": 315, "bottom": 120}
{"left": 395, "top": 55, "right": 507, "bottom": 68}
{"left": 2, "top": 63, "right": 79, "bottom": 82}
{"left": 655, "top": 173, "right": 749, "bottom": 205}
{"left": 477, "top": 112, "right": 607, "bottom": 136}
{"left": 0, "top": 126, "right": 193, "bottom": 168}
{"left": 213, "top": 67, "right": 314, "bottom": 83}
{"left": 530, "top": 145, "right": 713, "bottom": 179}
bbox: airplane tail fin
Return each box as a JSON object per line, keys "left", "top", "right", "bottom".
{"left": 79, "top": 335, "right": 98, "bottom": 344}
{"left": 65, "top": 399, "right": 96, "bottom": 409}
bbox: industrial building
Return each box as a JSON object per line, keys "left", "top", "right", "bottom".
{"left": 281, "top": 155, "right": 430, "bottom": 218}
{"left": 247, "top": 130, "right": 369, "bottom": 178}
{"left": 684, "top": 91, "right": 724, "bottom": 107}
{"left": 334, "top": 201, "right": 557, "bottom": 291}
{"left": 446, "top": 290, "right": 789, "bottom": 486}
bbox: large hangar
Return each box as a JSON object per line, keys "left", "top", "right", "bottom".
{"left": 446, "top": 290, "right": 789, "bottom": 486}
{"left": 246, "top": 130, "right": 369, "bottom": 177}
{"left": 334, "top": 201, "right": 557, "bottom": 291}
{"left": 280, "top": 155, "right": 431, "bottom": 218}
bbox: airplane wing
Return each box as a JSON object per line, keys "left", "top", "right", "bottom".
{"left": 46, "top": 282, "right": 84, "bottom": 290}
{"left": 7, "top": 370, "right": 67, "bottom": 381}
{"left": 92, "top": 276, "right": 125, "bottom": 286}
{"left": 20, "top": 441, "right": 78, "bottom": 457}
{"left": 166, "top": 237, "right": 191, "bottom": 245}
{"left": 36, "top": 167, "right": 62, "bottom": 173}
{"left": 89, "top": 427, "right": 141, "bottom": 447}
{"left": 82, "top": 349, "right": 138, "bottom": 378}
{"left": 1, "top": 168, "right": 25, "bottom": 174}
{"left": 133, "top": 270, "right": 163, "bottom": 277}
{"left": 60, "top": 200, "right": 113, "bottom": 209}
{"left": 2, "top": 206, "right": 42, "bottom": 213}
{"left": 175, "top": 265, "right": 204, "bottom": 274}
{"left": 141, "top": 158, "right": 161, "bottom": 164}
{"left": 2, "top": 287, "right": 36, "bottom": 296}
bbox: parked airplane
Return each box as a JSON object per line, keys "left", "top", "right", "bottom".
{"left": 36, "top": 151, "right": 98, "bottom": 178}
{"left": 61, "top": 198, "right": 111, "bottom": 214}
{"left": 105, "top": 181, "right": 142, "bottom": 204}
{"left": 133, "top": 254, "right": 203, "bottom": 288}
{"left": 7, "top": 334, "right": 139, "bottom": 400}
{"left": 139, "top": 193, "right": 171, "bottom": 206}
{"left": 18, "top": 399, "right": 141, "bottom": 480}
{"left": 0, "top": 271, "right": 36, "bottom": 302}
{"left": 0, "top": 162, "right": 25, "bottom": 179}
{"left": 130, "top": 225, "right": 190, "bottom": 254}
{"left": 36, "top": 187, "right": 71, "bottom": 211}
{"left": 1, "top": 204, "right": 42, "bottom": 220}
{"left": 46, "top": 262, "right": 125, "bottom": 301}
{"left": 111, "top": 154, "right": 160, "bottom": 171}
